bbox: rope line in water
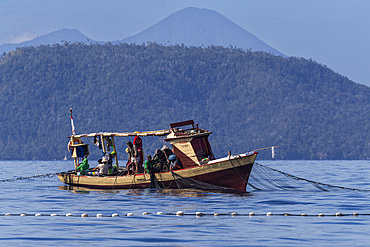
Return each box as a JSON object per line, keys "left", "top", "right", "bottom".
{"left": 0, "top": 172, "right": 62, "bottom": 183}
{"left": 252, "top": 163, "right": 370, "bottom": 192}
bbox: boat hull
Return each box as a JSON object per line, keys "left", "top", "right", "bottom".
{"left": 58, "top": 152, "right": 257, "bottom": 192}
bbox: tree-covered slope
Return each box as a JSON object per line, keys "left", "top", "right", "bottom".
{"left": 0, "top": 43, "right": 368, "bottom": 160}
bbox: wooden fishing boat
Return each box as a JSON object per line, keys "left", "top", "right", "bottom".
{"left": 58, "top": 120, "right": 257, "bottom": 192}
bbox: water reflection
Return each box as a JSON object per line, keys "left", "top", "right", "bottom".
{"left": 58, "top": 185, "right": 250, "bottom": 198}
{"left": 58, "top": 185, "right": 120, "bottom": 194}
{"left": 143, "top": 188, "right": 212, "bottom": 197}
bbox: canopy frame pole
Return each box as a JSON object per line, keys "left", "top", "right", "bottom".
{"left": 111, "top": 136, "right": 119, "bottom": 168}
{"left": 101, "top": 134, "right": 107, "bottom": 154}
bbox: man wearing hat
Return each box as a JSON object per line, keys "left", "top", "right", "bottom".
{"left": 169, "top": 154, "right": 183, "bottom": 171}
{"left": 92, "top": 158, "right": 109, "bottom": 176}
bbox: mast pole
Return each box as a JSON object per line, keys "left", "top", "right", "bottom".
{"left": 70, "top": 108, "right": 78, "bottom": 169}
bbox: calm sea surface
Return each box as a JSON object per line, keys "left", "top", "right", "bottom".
{"left": 1, "top": 160, "right": 370, "bottom": 246}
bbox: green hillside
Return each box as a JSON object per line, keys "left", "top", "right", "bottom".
{"left": 0, "top": 43, "right": 369, "bottom": 160}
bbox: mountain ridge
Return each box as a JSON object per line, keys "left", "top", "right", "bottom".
{"left": 0, "top": 28, "right": 95, "bottom": 54}
{"left": 122, "top": 7, "right": 285, "bottom": 56}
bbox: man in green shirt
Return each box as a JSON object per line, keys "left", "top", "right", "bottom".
{"left": 77, "top": 157, "right": 89, "bottom": 175}
{"left": 144, "top": 155, "right": 156, "bottom": 173}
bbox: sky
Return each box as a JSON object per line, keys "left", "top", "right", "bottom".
{"left": 1, "top": 0, "right": 370, "bottom": 86}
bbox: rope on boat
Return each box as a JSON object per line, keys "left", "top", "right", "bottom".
{"left": 129, "top": 174, "right": 136, "bottom": 190}
{"left": 250, "top": 163, "right": 370, "bottom": 192}
{"left": 171, "top": 171, "right": 182, "bottom": 189}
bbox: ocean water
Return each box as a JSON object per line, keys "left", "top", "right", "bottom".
{"left": 0, "top": 160, "right": 370, "bottom": 246}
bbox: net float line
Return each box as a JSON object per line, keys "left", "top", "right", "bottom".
{"left": 0, "top": 211, "right": 367, "bottom": 217}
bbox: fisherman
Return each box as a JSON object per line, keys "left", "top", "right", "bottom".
{"left": 153, "top": 148, "right": 168, "bottom": 171}
{"left": 76, "top": 155, "right": 89, "bottom": 175}
{"left": 110, "top": 150, "right": 118, "bottom": 172}
{"left": 161, "top": 145, "right": 173, "bottom": 159}
{"left": 126, "top": 141, "right": 137, "bottom": 175}
{"left": 133, "top": 136, "right": 144, "bottom": 173}
{"left": 103, "top": 150, "right": 116, "bottom": 174}
{"left": 144, "top": 155, "right": 156, "bottom": 173}
{"left": 168, "top": 154, "right": 183, "bottom": 171}
{"left": 144, "top": 155, "right": 161, "bottom": 188}
{"left": 91, "top": 158, "right": 109, "bottom": 176}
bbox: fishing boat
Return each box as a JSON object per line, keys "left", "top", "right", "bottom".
{"left": 58, "top": 119, "right": 257, "bottom": 192}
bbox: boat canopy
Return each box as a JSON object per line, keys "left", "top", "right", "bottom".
{"left": 69, "top": 120, "right": 205, "bottom": 139}
{"left": 69, "top": 129, "right": 172, "bottom": 138}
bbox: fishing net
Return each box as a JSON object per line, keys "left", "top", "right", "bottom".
{"left": 166, "top": 163, "right": 368, "bottom": 193}
{"left": 169, "top": 171, "right": 236, "bottom": 192}
{"left": 248, "top": 163, "right": 370, "bottom": 192}
{"left": 145, "top": 171, "right": 235, "bottom": 193}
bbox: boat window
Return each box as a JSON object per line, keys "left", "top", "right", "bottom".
{"left": 191, "top": 137, "right": 214, "bottom": 161}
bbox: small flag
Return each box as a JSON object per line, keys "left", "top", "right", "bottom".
{"left": 70, "top": 108, "right": 76, "bottom": 136}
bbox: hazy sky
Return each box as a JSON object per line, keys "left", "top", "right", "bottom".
{"left": 1, "top": 0, "right": 369, "bottom": 86}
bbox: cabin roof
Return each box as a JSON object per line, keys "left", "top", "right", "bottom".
{"left": 164, "top": 131, "right": 212, "bottom": 141}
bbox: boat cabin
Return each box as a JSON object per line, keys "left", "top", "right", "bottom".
{"left": 165, "top": 120, "right": 215, "bottom": 168}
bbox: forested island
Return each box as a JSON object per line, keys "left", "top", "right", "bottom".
{"left": 0, "top": 43, "right": 368, "bottom": 160}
